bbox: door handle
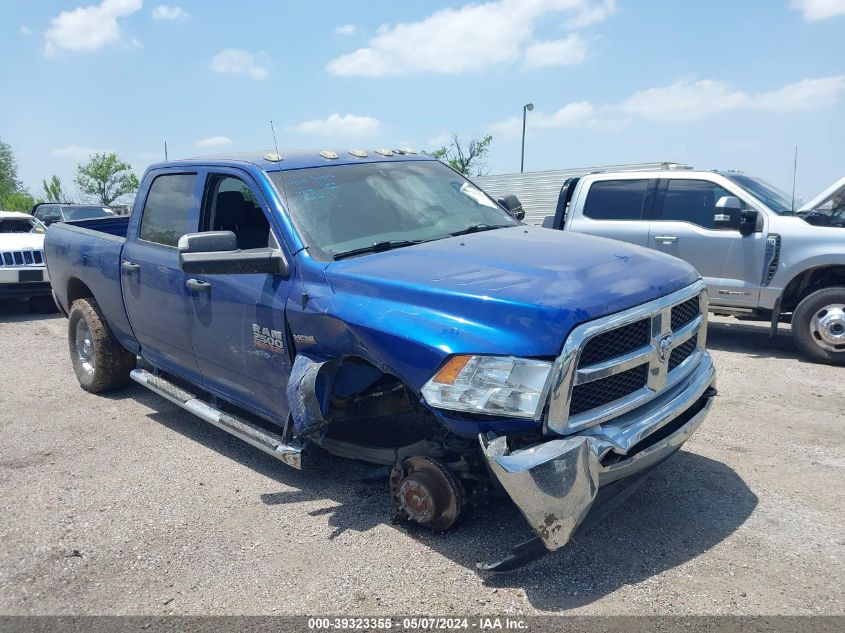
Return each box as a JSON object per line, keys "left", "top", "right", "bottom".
{"left": 121, "top": 260, "right": 140, "bottom": 272}
{"left": 654, "top": 235, "right": 678, "bottom": 244}
{"left": 186, "top": 278, "right": 211, "bottom": 293}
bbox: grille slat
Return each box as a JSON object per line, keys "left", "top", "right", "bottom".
{"left": 570, "top": 363, "right": 648, "bottom": 415}
{"left": 0, "top": 250, "right": 45, "bottom": 267}
{"left": 579, "top": 318, "right": 650, "bottom": 366}
{"left": 668, "top": 337, "right": 697, "bottom": 371}
{"left": 671, "top": 297, "right": 700, "bottom": 331}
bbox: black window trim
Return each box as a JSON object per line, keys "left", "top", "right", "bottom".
{"left": 653, "top": 177, "right": 741, "bottom": 231}
{"left": 137, "top": 171, "right": 200, "bottom": 250}
{"left": 582, "top": 177, "right": 658, "bottom": 222}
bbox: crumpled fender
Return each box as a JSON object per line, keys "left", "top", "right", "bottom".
{"left": 481, "top": 434, "right": 601, "bottom": 550}
{"left": 286, "top": 355, "right": 335, "bottom": 437}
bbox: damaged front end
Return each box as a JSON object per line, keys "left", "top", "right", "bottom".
{"left": 478, "top": 281, "right": 717, "bottom": 570}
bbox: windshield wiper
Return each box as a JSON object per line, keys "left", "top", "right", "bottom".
{"left": 332, "top": 240, "right": 425, "bottom": 260}
{"left": 449, "top": 223, "right": 505, "bottom": 237}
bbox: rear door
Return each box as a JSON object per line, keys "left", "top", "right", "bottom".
{"left": 566, "top": 177, "right": 656, "bottom": 246}
{"left": 649, "top": 177, "right": 764, "bottom": 306}
{"left": 122, "top": 170, "right": 203, "bottom": 381}
{"left": 188, "top": 169, "right": 296, "bottom": 422}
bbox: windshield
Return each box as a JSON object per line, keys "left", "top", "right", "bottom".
{"left": 270, "top": 160, "right": 517, "bottom": 260}
{"left": 63, "top": 206, "right": 115, "bottom": 221}
{"left": 722, "top": 173, "right": 795, "bottom": 215}
{"left": 0, "top": 217, "right": 45, "bottom": 234}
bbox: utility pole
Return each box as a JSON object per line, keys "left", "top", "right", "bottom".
{"left": 521, "top": 103, "right": 534, "bottom": 173}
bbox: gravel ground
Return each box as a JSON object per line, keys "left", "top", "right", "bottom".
{"left": 0, "top": 301, "right": 843, "bottom": 615}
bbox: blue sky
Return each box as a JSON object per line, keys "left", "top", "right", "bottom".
{"left": 2, "top": 0, "right": 844, "bottom": 202}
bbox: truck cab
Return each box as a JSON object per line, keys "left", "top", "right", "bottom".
{"left": 546, "top": 168, "right": 845, "bottom": 365}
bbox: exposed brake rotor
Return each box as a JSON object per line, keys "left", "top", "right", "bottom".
{"left": 390, "top": 456, "right": 463, "bottom": 531}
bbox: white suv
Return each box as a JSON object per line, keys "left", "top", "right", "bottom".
{"left": 0, "top": 211, "right": 56, "bottom": 312}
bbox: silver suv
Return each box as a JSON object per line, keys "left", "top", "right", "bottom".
{"left": 543, "top": 168, "right": 845, "bottom": 365}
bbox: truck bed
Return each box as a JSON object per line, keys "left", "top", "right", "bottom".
{"left": 44, "top": 217, "right": 137, "bottom": 352}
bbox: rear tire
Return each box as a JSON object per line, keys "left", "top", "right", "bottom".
{"left": 28, "top": 296, "right": 59, "bottom": 313}
{"left": 68, "top": 298, "right": 136, "bottom": 392}
{"left": 791, "top": 287, "right": 845, "bottom": 365}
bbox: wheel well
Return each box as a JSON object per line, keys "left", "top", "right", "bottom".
{"left": 319, "top": 356, "right": 438, "bottom": 447}
{"left": 66, "top": 278, "right": 95, "bottom": 308}
{"left": 780, "top": 266, "right": 845, "bottom": 312}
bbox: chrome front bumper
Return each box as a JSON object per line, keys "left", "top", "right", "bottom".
{"left": 480, "top": 350, "right": 716, "bottom": 552}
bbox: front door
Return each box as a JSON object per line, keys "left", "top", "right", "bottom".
{"left": 122, "top": 171, "right": 203, "bottom": 382}
{"left": 188, "top": 170, "right": 295, "bottom": 422}
{"left": 649, "top": 178, "right": 765, "bottom": 307}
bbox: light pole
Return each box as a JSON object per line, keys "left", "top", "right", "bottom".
{"left": 521, "top": 103, "right": 534, "bottom": 173}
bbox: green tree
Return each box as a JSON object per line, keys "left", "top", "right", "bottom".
{"left": 1, "top": 137, "right": 35, "bottom": 212}
{"left": 42, "top": 175, "right": 70, "bottom": 203}
{"left": 1, "top": 192, "right": 36, "bottom": 212}
{"left": 1, "top": 138, "right": 23, "bottom": 201}
{"left": 75, "top": 152, "right": 140, "bottom": 206}
{"left": 430, "top": 134, "right": 493, "bottom": 177}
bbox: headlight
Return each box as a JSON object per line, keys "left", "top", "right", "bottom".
{"left": 421, "top": 355, "right": 552, "bottom": 418}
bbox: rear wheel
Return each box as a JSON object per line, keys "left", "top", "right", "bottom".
{"left": 791, "top": 287, "right": 845, "bottom": 365}
{"left": 68, "top": 298, "right": 136, "bottom": 392}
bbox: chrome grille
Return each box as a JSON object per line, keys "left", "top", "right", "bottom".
{"left": 0, "top": 249, "right": 44, "bottom": 267}
{"left": 545, "top": 281, "right": 709, "bottom": 434}
{"left": 579, "top": 319, "right": 650, "bottom": 365}
{"left": 570, "top": 363, "right": 648, "bottom": 415}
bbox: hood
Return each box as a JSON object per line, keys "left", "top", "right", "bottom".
{"left": 799, "top": 175, "right": 845, "bottom": 213}
{"left": 0, "top": 232, "right": 45, "bottom": 251}
{"left": 325, "top": 226, "right": 699, "bottom": 356}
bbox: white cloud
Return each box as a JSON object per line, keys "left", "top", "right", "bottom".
{"left": 326, "top": 0, "right": 612, "bottom": 76}
{"left": 44, "top": 0, "right": 142, "bottom": 56}
{"left": 152, "top": 5, "right": 191, "bottom": 21}
{"left": 426, "top": 133, "right": 453, "bottom": 148}
{"left": 210, "top": 49, "right": 268, "bottom": 80}
{"left": 52, "top": 145, "right": 109, "bottom": 160}
{"left": 487, "top": 75, "right": 845, "bottom": 135}
{"left": 791, "top": 0, "right": 845, "bottom": 21}
{"left": 489, "top": 101, "right": 612, "bottom": 137}
{"left": 195, "top": 136, "right": 234, "bottom": 148}
{"left": 566, "top": 0, "right": 616, "bottom": 28}
{"left": 616, "top": 76, "right": 845, "bottom": 121}
{"left": 20, "top": 26, "right": 31, "bottom": 36}
{"left": 287, "top": 113, "right": 382, "bottom": 138}
{"left": 334, "top": 24, "right": 357, "bottom": 35}
{"left": 523, "top": 34, "right": 589, "bottom": 68}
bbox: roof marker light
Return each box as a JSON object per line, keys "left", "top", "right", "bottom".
{"left": 395, "top": 147, "right": 417, "bottom": 155}
{"left": 320, "top": 150, "right": 339, "bottom": 159}
{"left": 263, "top": 152, "right": 283, "bottom": 162}
{"left": 375, "top": 148, "right": 394, "bottom": 156}
{"left": 349, "top": 149, "right": 368, "bottom": 158}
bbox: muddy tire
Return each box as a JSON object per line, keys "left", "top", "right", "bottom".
{"left": 68, "top": 298, "right": 136, "bottom": 392}
{"left": 791, "top": 287, "right": 845, "bottom": 366}
{"left": 28, "top": 295, "right": 59, "bottom": 314}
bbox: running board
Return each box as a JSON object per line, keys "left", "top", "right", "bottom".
{"left": 130, "top": 369, "right": 303, "bottom": 469}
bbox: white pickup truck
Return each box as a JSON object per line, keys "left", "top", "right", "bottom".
{"left": 476, "top": 165, "right": 845, "bottom": 365}
{"left": 0, "top": 211, "right": 55, "bottom": 312}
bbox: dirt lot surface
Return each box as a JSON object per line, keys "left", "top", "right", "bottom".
{"left": 1, "top": 302, "right": 843, "bottom": 616}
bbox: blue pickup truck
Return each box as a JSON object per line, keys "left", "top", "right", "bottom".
{"left": 45, "top": 149, "right": 717, "bottom": 569}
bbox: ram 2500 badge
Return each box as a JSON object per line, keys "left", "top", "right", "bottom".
{"left": 45, "top": 149, "right": 717, "bottom": 569}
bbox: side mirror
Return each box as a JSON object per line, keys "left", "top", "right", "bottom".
{"left": 498, "top": 195, "right": 525, "bottom": 221}
{"left": 42, "top": 218, "right": 54, "bottom": 227}
{"left": 177, "top": 231, "right": 288, "bottom": 276}
{"left": 713, "top": 196, "right": 744, "bottom": 231}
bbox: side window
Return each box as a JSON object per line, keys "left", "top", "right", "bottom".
{"left": 34, "top": 207, "right": 49, "bottom": 221}
{"left": 139, "top": 174, "right": 198, "bottom": 247}
{"left": 661, "top": 179, "right": 735, "bottom": 229}
{"left": 583, "top": 179, "right": 650, "bottom": 221}
{"left": 202, "top": 175, "right": 270, "bottom": 249}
